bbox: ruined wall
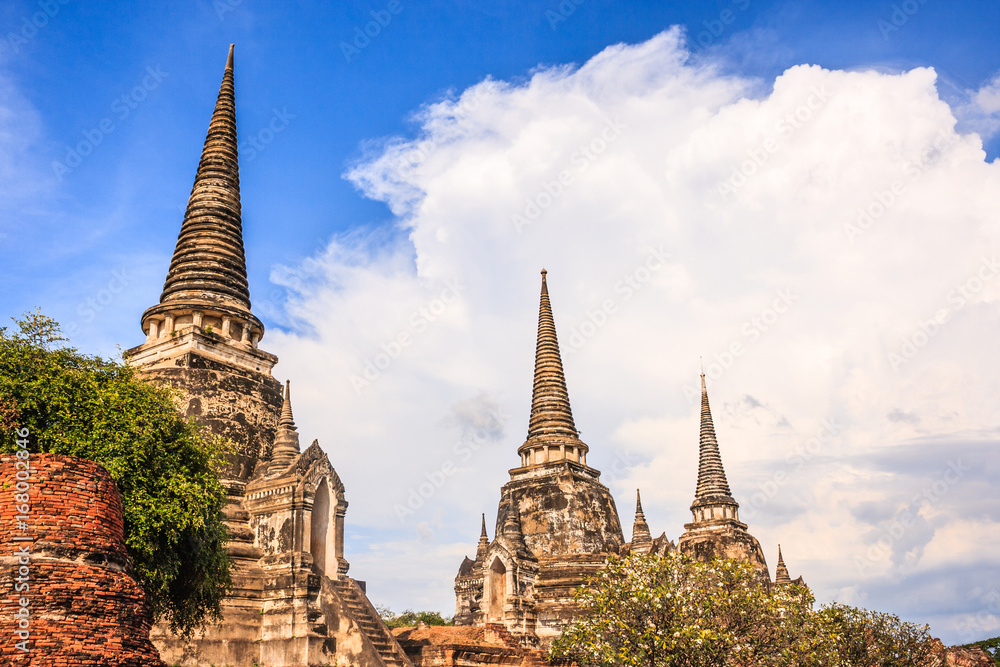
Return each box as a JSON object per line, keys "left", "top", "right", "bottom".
{"left": 135, "top": 350, "right": 283, "bottom": 481}
{"left": 0, "top": 453, "right": 165, "bottom": 666}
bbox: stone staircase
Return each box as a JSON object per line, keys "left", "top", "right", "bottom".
{"left": 330, "top": 577, "right": 412, "bottom": 667}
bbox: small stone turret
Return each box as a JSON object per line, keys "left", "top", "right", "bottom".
{"left": 270, "top": 380, "right": 301, "bottom": 467}
{"left": 629, "top": 490, "right": 653, "bottom": 554}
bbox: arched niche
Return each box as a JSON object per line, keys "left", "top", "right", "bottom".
{"left": 311, "top": 478, "right": 331, "bottom": 574}
{"left": 488, "top": 556, "right": 507, "bottom": 621}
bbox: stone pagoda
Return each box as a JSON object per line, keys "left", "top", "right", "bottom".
{"left": 126, "top": 45, "right": 411, "bottom": 667}
{"left": 453, "top": 270, "right": 625, "bottom": 647}
{"left": 677, "top": 372, "right": 770, "bottom": 583}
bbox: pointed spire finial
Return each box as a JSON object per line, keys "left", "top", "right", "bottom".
{"left": 630, "top": 488, "right": 653, "bottom": 553}
{"left": 480, "top": 513, "right": 488, "bottom": 539}
{"left": 691, "top": 373, "right": 737, "bottom": 513}
{"left": 775, "top": 544, "right": 791, "bottom": 585}
{"left": 518, "top": 270, "right": 587, "bottom": 465}
{"left": 270, "top": 379, "right": 301, "bottom": 466}
{"left": 155, "top": 43, "right": 254, "bottom": 315}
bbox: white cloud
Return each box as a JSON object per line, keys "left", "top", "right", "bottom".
{"left": 955, "top": 71, "right": 1000, "bottom": 141}
{"left": 265, "top": 28, "right": 1000, "bottom": 643}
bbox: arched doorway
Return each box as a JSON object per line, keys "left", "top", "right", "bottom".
{"left": 311, "top": 479, "right": 330, "bottom": 574}
{"left": 488, "top": 557, "right": 507, "bottom": 621}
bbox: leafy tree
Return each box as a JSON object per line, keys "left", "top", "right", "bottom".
{"left": 818, "top": 602, "right": 935, "bottom": 666}
{"left": 0, "top": 311, "right": 232, "bottom": 636}
{"left": 552, "top": 551, "right": 935, "bottom": 667}
{"left": 376, "top": 604, "right": 453, "bottom": 628}
{"left": 963, "top": 637, "right": 1000, "bottom": 665}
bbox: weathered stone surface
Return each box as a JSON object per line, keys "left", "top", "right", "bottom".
{"left": 0, "top": 454, "right": 165, "bottom": 667}
{"left": 454, "top": 272, "right": 624, "bottom": 649}
{"left": 133, "top": 44, "right": 409, "bottom": 667}
{"left": 129, "top": 349, "right": 282, "bottom": 481}
{"left": 677, "top": 373, "right": 773, "bottom": 585}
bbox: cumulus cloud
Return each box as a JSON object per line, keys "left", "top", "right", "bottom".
{"left": 265, "top": 28, "right": 1000, "bottom": 642}
{"left": 956, "top": 71, "right": 1000, "bottom": 141}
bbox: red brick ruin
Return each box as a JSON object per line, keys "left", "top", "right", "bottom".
{"left": 0, "top": 453, "right": 165, "bottom": 667}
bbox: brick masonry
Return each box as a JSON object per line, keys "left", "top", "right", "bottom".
{"left": 0, "top": 453, "right": 165, "bottom": 666}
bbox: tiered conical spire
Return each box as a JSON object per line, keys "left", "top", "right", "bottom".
{"left": 631, "top": 490, "right": 653, "bottom": 553}
{"left": 476, "top": 513, "right": 489, "bottom": 559}
{"left": 159, "top": 44, "right": 251, "bottom": 313}
{"left": 270, "top": 380, "right": 301, "bottom": 466}
{"left": 517, "top": 270, "right": 588, "bottom": 466}
{"left": 774, "top": 545, "right": 791, "bottom": 586}
{"left": 693, "top": 373, "right": 736, "bottom": 505}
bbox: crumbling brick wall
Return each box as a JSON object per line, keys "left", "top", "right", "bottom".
{"left": 0, "top": 453, "right": 165, "bottom": 666}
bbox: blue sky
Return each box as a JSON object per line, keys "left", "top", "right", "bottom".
{"left": 3, "top": 0, "right": 1000, "bottom": 646}
{"left": 3, "top": 0, "right": 1000, "bottom": 351}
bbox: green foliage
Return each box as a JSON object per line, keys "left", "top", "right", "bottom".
{"left": 964, "top": 636, "right": 1000, "bottom": 665}
{"left": 552, "top": 551, "right": 935, "bottom": 667}
{"left": 376, "top": 604, "right": 453, "bottom": 628}
{"left": 0, "top": 311, "right": 232, "bottom": 637}
{"left": 817, "top": 602, "right": 935, "bottom": 666}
